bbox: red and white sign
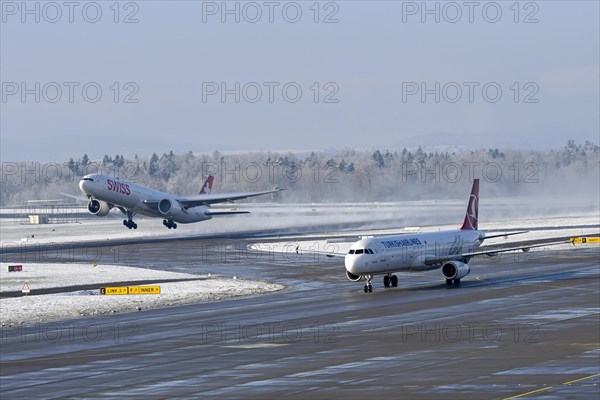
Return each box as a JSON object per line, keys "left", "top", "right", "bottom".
{"left": 22, "top": 283, "right": 30, "bottom": 294}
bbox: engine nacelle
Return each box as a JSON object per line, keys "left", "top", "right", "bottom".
{"left": 346, "top": 270, "right": 363, "bottom": 282}
{"left": 157, "top": 200, "right": 210, "bottom": 224}
{"left": 87, "top": 199, "right": 111, "bottom": 216}
{"left": 158, "top": 199, "right": 175, "bottom": 215}
{"left": 441, "top": 261, "right": 470, "bottom": 280}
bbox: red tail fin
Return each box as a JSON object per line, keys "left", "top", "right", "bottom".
{"left": 199, "top": 175, "right": 214, "bottom": 194}
{"left": 460, "top": 179, "right": 479, "bottom": 230}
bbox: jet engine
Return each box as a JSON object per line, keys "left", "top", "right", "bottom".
{"left": 157, "top": 200, "right": 210, "bottom": 224}
{"left": 346, "top": 270, "right": 363, "bottom": 282}
{"left": 158, "top": 199, "right": 176, "bottom": 215}
{"left": 87, "top": 199, "right": 111, "bottom": 216}
{"left": 441, "top": 261, "right": 470, "bottom": 280}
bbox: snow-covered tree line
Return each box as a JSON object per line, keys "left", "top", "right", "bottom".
{"left": 1, "top": 141, "right": 598, "bottom": 206}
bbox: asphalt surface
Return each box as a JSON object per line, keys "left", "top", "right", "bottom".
{"left": 1, "top": 237, "right": 599, "bottom": 399}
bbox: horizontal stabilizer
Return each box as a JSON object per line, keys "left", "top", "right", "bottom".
{"left": 205, "top": 211, "right": 251, "bottom": 216}
{"left": 60, "top": 192, "right": 87, "bottom": 203}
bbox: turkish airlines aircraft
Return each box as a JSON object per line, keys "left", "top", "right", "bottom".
{"left": 344, "top": 179, "right": 565, "bottom": 293}
{"left": 77, "top": 173, "right": 282, "bottom": 229}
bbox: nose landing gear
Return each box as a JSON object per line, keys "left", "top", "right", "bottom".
{"left": 363, "top": 275, "right": 373, "bottom": 293}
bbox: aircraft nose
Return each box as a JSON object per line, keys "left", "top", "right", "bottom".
{"left": 79, "top": 179, "right": 87, "bottom": 194}
{"left": 79, "top": 177, "right": 92, "bottom": 194}
{"left": 345, "top": 255, "right": 358, "bottom": 274}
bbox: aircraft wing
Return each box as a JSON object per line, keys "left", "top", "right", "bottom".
{"left": 423, "top": 237, "right": 572, "bottom": 266}
{"left": 175, "top": 188, "right": 284, "bottom": 208}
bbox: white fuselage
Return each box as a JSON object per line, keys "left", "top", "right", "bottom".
{"left": 79, "top": 173, "right": 210, "bottom": 223}
{"left": 345, "top": 229, "right": 484, "bottom": 276}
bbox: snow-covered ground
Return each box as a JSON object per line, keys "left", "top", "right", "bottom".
{"left": 0, "top": 263, "right": 283, "bottom": 326}
{"left": 249, "top": 215, "right": 600, "bottom": 255}
{"left": 0, "top": 204, "right": 597, "bottom": 326}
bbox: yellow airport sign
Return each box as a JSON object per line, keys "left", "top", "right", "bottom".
{"left": 100, "top": 286, "right": 129, "bottom": 295}
{"left": 128, "top": 286, "right": 161, "bottom": 295}
{"left": 570, "top": 237, "right": 600, "bottom": 245}
{"left": 101, "top": 286, "right": 161, "bottom": 295}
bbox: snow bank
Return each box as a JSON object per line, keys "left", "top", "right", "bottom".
{"left": 0, "top": 263, "right": 283, "bottom": 325}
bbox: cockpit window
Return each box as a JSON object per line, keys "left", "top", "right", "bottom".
{"left": 82, "top": 178, "right": 94, "bottom": 181}
{"left": 348, "top": 249, "right": 355, "bottom": 254}
{"left": 366, "top": 249, "right": 373, "bottom": 254}
{"left": 355, "top": 249, "right": 364, "bottom": 254}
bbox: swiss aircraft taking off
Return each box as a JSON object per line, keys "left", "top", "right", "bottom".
{"left": 76, "top": 173, "right": 282, "bottom": 229}
{"left": 344, "top": 179, "right": 563, "bottom": 293}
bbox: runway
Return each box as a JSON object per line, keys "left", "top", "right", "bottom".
{"left": 1, "top": 237, "right": 599, "bottom": 399}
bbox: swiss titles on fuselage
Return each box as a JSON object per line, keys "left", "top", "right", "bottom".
{"left": 107, "top": 179, "right": 131, "bottom": 196}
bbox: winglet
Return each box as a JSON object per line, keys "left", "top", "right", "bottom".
{"left": 199, "top": 176, "right": 214, "bottom": 195}
{"left": 460, "top": 179, "right": 479, "bottom": 230}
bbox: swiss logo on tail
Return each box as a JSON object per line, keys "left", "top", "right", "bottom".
{"left": 460, "top": 178, "right": 479, "bottom": 230}
{"left": 199, "top": 176, "right": 214, "bottom": 195}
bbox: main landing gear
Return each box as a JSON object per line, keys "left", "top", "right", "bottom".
{"left": 383, "top": 274, "right": 398, "bottom": 288}
{"left": 446, "top": 278, "right": 461, "bottom": 287}
{"left": 123, "top": 211, "right": 137, "bottom": 229}
{"left": 163, "top": 219, "right": 177, "bottom": 229}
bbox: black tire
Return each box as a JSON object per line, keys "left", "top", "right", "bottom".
{"left": 391, "top": 275, "right": 398, "bottom": 287}
{"left": 454, "top": 279, "right": 461, "bottom": 286}
{"left": 173, "top": 223, "right": 177, "bottom": 229}
{"left": 446, "top": 279, "right": 452, "bottom": 286}
{"left": 383, "top": 275, "right": 390, "bottom": 287}
{"left": 364, "top": 286, "right": 368, "bottom": 293}
{"left": 368, "top": 286, "right": 373, "bottom": 293}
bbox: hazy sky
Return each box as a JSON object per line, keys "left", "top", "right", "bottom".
{"left": 1, "top": 1, "right": 599, "bottom": 161}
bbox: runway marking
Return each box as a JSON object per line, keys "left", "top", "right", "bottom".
{"left": 503, "top": 373, "right": 600, "bottom": 399}
{"left": 503, "top": 386, "right": 553, "bottom": 399}
{"left": 562, "top": 372, "right": 600, "bottom": 385}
